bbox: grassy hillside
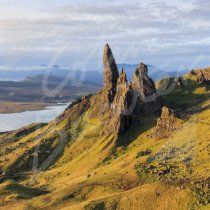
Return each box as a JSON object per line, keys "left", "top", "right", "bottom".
{"left": 0, "top": 73, "right": 209, "bottom": 210}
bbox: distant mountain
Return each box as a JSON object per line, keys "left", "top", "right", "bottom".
{"left": 0, "top": 67, "right": 103, "bottom": 84}
{"left": 0, "top": 64, "right": 188, "bottom": 84}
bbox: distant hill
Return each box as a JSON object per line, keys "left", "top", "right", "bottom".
{"left": 0, "top": 64, "right": 188, "bottom": 84}
{"left": 0, "top": 74, "right": 101, "bottom": 103}
{"left": 0, "top": 67, "right": 103, "bottom": 84}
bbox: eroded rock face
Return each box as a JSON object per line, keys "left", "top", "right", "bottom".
{"left": 104, "top": 69, "right": 133, "bottom": 135}
{"left": 150, "top": 106, "right": 180, "bottom": 140}
{"left": 191, "top": 68, "right": 210, "bottom": 84}
{"left": 112, "top": 69, "right": 129, "bottom": 114}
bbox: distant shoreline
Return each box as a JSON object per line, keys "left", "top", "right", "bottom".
{"left": 0, "top": 101, "right": 62, "bottom": 114}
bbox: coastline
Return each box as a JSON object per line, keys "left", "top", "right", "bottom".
{"left": 0, "top": 101, "right": 63, "bottom": 114}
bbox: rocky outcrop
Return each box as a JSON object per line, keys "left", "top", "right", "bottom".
{"left": 89, "top": 44, "right": 163, "bottom": 135}
{"left": 132, "top": 63, "right": 156, "bottom": 97}
{"left": 101, "top": 52, "right": 162, "bottom": 135}
{"left": 191, "top": 68, "right": 210, "bottom": 84}
{"left": 131, "top": 63, "right": 163, "bottom": 116}
{"left": 57, "top": 95, "right": 91, "bottom": 124}
{"left": 112, "top": 69, "right": 129, "bottom": 114}
{"left": 104, "top": 69, "right": 133, "bottom": 135}
{"left": 150, "top": 106, "right": 181, "bottom": 140}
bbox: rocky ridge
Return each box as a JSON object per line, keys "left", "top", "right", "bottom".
{"left": 191, "top": 68, "right": 210, "bottom": 84}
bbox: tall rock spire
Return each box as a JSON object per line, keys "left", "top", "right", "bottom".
{"left": 103, "top": 44, "right": 119, "bottom": 88}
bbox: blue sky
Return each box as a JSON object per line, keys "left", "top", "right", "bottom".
{"left": 0, "top": 0, "right": 210, "bottom": 71}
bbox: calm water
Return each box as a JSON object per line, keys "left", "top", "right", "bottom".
{"left": 0, "top": 103, "right": 70, "bottom": 132}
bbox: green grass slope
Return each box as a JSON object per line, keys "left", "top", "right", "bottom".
{"left": 0, "top": 73, "right": 209, "bottom": 210}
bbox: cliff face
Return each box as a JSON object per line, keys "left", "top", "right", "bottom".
{"left": 91, "top": 44, "right": 163, "bottom": 135}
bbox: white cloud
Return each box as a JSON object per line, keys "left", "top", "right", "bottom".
{"left": 0, "top": 0, "right": 209, "bottom": 70}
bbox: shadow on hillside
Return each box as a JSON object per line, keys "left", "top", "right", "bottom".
{"left": 187, "top": 104, "right": 210, "bottom": 115}
{"left": 116, "top": 116, "right": 157, "bottom": 148}
{"left": 0, "top": 173, "right": 29, "bottom": 184}
{"left": 5, "top": 182, "right": 49, "bottom": 199}
{"left": 160, "top": 78, "right": 210, "bottom": 112}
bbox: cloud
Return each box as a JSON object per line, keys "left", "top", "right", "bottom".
{"left": 0, "top": 0, "right": 210, "bottom": 70}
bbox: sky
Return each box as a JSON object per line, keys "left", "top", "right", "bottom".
{"left": 0, "top": 0, "right": 210, "bottom": 72}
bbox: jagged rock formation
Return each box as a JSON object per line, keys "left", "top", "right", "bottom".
{"left": 104, "top": 69, "right": 133, "bottom": 135}
{"left": 82, "top": 44, "right": 163, "bottom": 135}
{"left": 150, "top": 106, "right": 181, "bottom": 139}
{"left": 191, "top": 68, "right": 210, "bottom": 84}
{"left": 95, "top": 46, "right": 163, "bottom": 135}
